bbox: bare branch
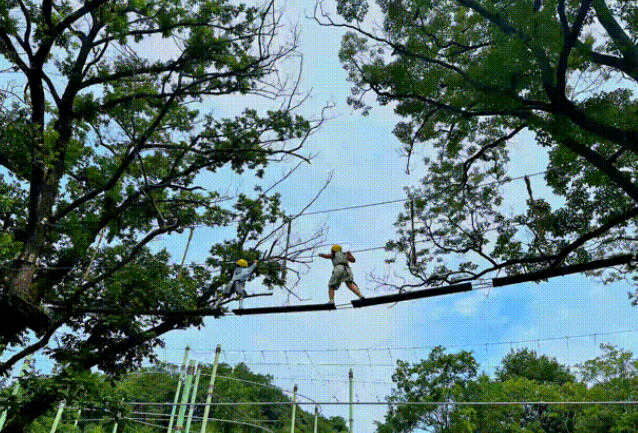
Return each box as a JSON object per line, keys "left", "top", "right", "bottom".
{"left": 461, "top": 124, "right": 526, "bottom": 188}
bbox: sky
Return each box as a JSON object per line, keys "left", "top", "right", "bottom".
{"left": 2, "top": 1, "right": 638, "bottom": 432}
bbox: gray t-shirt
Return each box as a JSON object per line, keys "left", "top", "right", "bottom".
{"left": 331, "top": 251, "right": 349, "bottom": 267}
{"left": 232, "top": 263, "right": 257, "bottom": 282}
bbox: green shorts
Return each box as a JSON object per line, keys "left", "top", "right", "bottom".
{"left": 329, "top": 264, "right": 354, "bottom": 290}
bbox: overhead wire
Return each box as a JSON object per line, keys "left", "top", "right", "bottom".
{"left": 130, "top": 400, "right": 638, "bottom": 407}
{"left": 138, "top": 359, "right": 614, "bottom": 371}
{"left": 178, "top": 339, "right": 638, "bottom": 391}
{"left": 137, "top": 329, "right": 638, "bottom": 392}
{"left": 61, "top": 418, "right": 107, "bottom": 423}
{"left": 186, "top": 327, "right": 638, "bottom": 356}
{"left": 159, "top": 332, "right": 637, "bottom": 399}
{"left": 0, "top": 170, "right": 547, "bottom": 270}
{"left": 298, "top": 171, "right": 547, "bottom": 217}
{"left": 209, "top": 392, "right": 268, "bottom": 430}
{"left": 213, "top": 373, "right": 321, "bottom": 408}
{"left": 122, "top": 417, "right": 168, "bottom": 430}
{"left": 125, "top": 414, "right": 275, "bottom": 433}
{"left": 196, "top": 170, "right": 548, "bottom": 258}
{"left": 148, "top": 358, "right": 612, "bottom": 387}
{"left": 200, "top": 368, "right": 323, "bottom": 427}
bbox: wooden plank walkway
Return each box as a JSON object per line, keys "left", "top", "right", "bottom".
{"left": 233, "top": 302, "right": 337, "bottom": 315}
{"left": 351, "top": 283, "right": 472, "bottom": 308}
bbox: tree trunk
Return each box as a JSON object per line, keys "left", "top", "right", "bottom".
{"left": 2, "top": 236, "right": 52, "bottom": 341}
{"left": 1, "top": 168, "right": 60, "bottom": 341}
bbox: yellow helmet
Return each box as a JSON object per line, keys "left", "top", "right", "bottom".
{"left": 236, "top": 259, "right": 248, "bottom": 267}
{"left": 331, "top": 244, "right": 342, "bottom": 253}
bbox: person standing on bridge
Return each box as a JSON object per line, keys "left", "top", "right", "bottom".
{"left": 214, "top": 259, "right": 258, "bottom": 308}
{"left": 318, "top": 245, "right": 365, "bottom": 304}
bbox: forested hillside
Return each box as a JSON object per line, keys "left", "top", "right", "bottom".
{"left": 2, "top": 362, "right": 347, "bottom": 433}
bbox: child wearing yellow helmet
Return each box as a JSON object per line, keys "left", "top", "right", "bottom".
{"left": 318, "top": 245, "right": 365, "bottom": 304}
{"left": 215, "top": 259, "right": 258, "bottom": 308}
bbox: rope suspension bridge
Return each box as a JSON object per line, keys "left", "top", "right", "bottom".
{"left": 49, "top": 254, "right": 635, "bottom": 317}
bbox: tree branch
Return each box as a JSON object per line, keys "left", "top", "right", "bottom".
{"left": 556, "top": 0, "right": 594, "bottom": 91}
{"left": 15, "top": 0, "right": 33, "bottom": 61}
{"left": 592, "top": 0, "right": 638, "bottom": 67}
{"left": 456, "top": 0, "right": 555, "bottom": 88}
{"left": 62, "top": 223, "right": 180, "bottom": 311}
{"left": 461, "top": 124, "right": 526, "bottom": 187}
{"left": 586, "top": 50, "right": 638, "bottom": 80}
{"left": 0, "top": 29, "right": 30, "bottom": 73}
{"left": 76, "top": 320, "right": 179, "bottom": 371}
{"left": 557, "top": 0, "right": 570, "bottom": 38}
{"left": 44, "top": 0, "right": 111, "bottom": 46}
{"left": 50, "top": 81, "right": 182, "bottom": 225}
{"left": 560, "top": 136, "right": 638, "bottom": 204}
{"left": 549, "top": 207, "right": 638, "bottom": 268}
{"left": 42, "top": 0, "right": 52, "bottom": 27}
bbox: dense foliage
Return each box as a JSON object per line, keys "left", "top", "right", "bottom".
{"left": 377, "top": 344, "right": 638, "bottom": 433}
{"left": 323, "top": 0, "right": 638, "bottom": 293}
{"left": 0, "top": 0, "right": 324, "bottom": 431}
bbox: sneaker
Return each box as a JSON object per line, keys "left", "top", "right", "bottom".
{"left": 328, "top": 299, "right": 335, "bottom": 304}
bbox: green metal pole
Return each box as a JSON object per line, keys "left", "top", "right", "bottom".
{"left": 184, "top": 364, "right": 201, "bottom": 433}
{"left": 313, "top": 405, "right": 318, "bottom": 433}
{"left": 49, "top": 400, "right": 66, "bottom": 433}
{"left": 175, "top": 360, "right": 196, "bottom": 432}
{"left": 112, "top": 400, "right": 123, "bottom": 433}
{"left": 0, "top": 355, "right": 33, "bottom": 430}
{"left": 168, "top": 346, "right": 191, "bottom": 433}
{"left": 48, "top": 363, "right": 65, "bottom": 433}
{"left": 282, "top": 217, "right": 291, "bottom": 280}
{"left": 349, "top": 369, "right": 354, "bottom": 433}
{"left": 177, "top": 228, "right": 195, "bottom": 280}
{"left": 290, "top": 385, "right": 297, "bottom": 433}
{"left": 200, "top": 345, "right": 221, "bottom": 433}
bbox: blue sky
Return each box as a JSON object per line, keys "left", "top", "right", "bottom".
{"left": 2, "top": 1, "right": 638, "bottom": 432}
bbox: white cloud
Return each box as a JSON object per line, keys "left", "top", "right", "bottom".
{"left": 453, "top": 292, "right": 484, "bottom": 316}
